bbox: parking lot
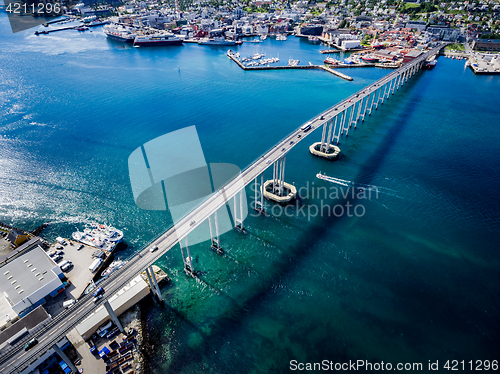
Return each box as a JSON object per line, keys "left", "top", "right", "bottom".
{"left": 46, "top": 239, "right": 101, "bottom": 299}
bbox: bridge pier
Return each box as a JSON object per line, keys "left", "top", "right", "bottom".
{"left": 361, "top": 92, "right": 370, "bottom": 121}
{"left": 310, "top": 118, "right": 341, "bottom": 159}
{"left": 208, "top": 211, "right": 223, "bottom": 253}
{"left": 385, "top": 79, "right": 393, "bottom": 100}
{"left": 104, "top": 300, "right": 125, "bottom": 334}
{"left": 146, "top": 266, "right": 162, "bottom": 301}
{"left": 354, "top": 97, "right": 363, "bottom": 128}
{"left": 180, "top": 237, "right": 195, "bottom": 276}
{"left": 262, "top": 156, "right": 297, "bottom": 202}
{"left": 253, "top": 172, "right": 265, "bottom": 214}
{"left": 52, "top": 343, "right": 78, "bottom": 374}
{"left": 368, "top": 88, "right": 377, "bottom": 114}
{"left": 233, "top": 190, "right": 246, "bottom": 232}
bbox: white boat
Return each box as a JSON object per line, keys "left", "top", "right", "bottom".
{"left": 260, "top": 35, "right": 267, "bottom": 40}
{"left": 199, "top": 37, "right": 236, "bottom": 46}
{"left": 89, "top": 222, "right": 124, "bottom": 242}
{"left": 276, "top": 34, "right": 287, "bottom": 41}
{"left": 72, "top": 222, "right": 123, "bottom": 251}
{"left": 134, "top": 33, "right": 183, "bottom": 46}
{"left": 308, "top": 36, "right": 320, "bottom": 43}
{"left": 103, "top": 23, "right": 137, "bottom": 43}
{"left": 101, "top": 260, "right": 126, "bottom": 277}
{"left": 288, "top": 58, "right": 299, "bottom": 66}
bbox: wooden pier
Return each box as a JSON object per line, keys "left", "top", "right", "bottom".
{"left": 227, "top": 53, "right": 353, "bottom": 81}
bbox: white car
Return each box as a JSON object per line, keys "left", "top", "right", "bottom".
{"left": 150, "top": 246, "right": 158, "bottom": 253}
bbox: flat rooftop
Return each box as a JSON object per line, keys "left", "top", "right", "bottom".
{"left": 0, "top": 246, "right": 60, "bottom": 306}
{"left": 0, "top": 306, "right": 50, "bottom": 347}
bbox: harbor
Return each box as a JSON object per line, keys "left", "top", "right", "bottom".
{"left": 227, "top": 50, "right": 353, "bottom": 81}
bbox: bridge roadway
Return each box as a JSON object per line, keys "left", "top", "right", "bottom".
{"left": 0, "top": 43, "right": 444, "bottom": 374}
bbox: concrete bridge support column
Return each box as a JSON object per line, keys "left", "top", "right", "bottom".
{"left": 326, "top": 119, "right": 334, "bottom": 145}
{"left": 348, "top": 102, "right": 356, "bottom": 129}
{"left": 104, "top": 300, "right": 125, "bottom": 334}
{"left": 396, "top": 73, "right": 403, "bottom": 90}
{"left": 385, "top": 79, "right": 393, "bottom": 99}
{"left": 333, "top": 115, "right": 341, "bottom": 144}
{"left": 52, "top": 343, "right": 78, "bottom": 374}
{"left": 361, "top": 92, "right": 370, "bottom": 121}
{"left": 392, "top": 75, "right": 399, "bottom": 94}
{"left": 340, "top": 108, "right": 347, "bottom": 135}
{"left": 263, "top": 156, "right": 296, "bottom": 202}
{"left": 369, "top": 88, "right": 377, "bottom": 114}
{"left": 320, "top": 121, "right": 328, "bottom": 151}
{"left": 310, "top": 117, "right": 341, "bottom": 159}
{"left": 233, "top": 190, "right": 245, "bottom": 232}
{"left": 354, "top": 97, "right": 364, "bottom": 128}
{"left": 374, "top": 87, "right": 381, "bottom": 110}
{"left": 380, "top": 83, "right": 388, "bottom": 104}
{"left": 180, "top": 237, "right": 194, "bottom": 275}
{"left": 253, "top": 173, "right": 265, "bottom": 214}
{"left": 146, "top": 266, "right": 162, "bottom": 301}
{"left": 208, "top": 212, "right": 222, "bottom": 253}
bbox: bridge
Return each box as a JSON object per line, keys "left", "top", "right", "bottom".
{"left": 0, "top": 43, "right": 445, "bottom": 374}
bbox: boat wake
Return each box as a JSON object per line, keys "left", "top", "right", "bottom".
{"left": 316, "top": 173, "right": 402, "bottom": 198}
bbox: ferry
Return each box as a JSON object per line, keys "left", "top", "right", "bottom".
{"left": 198, "top": 37, "right": 236, "bottom": 46}
{"left": 103, "top": 24, "right": 137, "bottom": 43}
{"left": 423, "top": 55, "right": 437, "bottom": 69}
{"left": 134, "top": 33, "right": 183, "bottom": 46}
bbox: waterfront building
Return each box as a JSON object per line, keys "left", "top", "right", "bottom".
{"left": 0, "top": 246, "right": 64, "bottom": 321}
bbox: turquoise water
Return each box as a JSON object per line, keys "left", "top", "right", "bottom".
{"left": 1, "top": 12, "right": 500, "bottom": 373}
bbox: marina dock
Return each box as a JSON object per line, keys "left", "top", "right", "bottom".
{"left": 227, "top": 52, "right": 353, "bottom": 81}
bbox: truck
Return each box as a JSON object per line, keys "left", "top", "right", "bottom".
{"left": 63, "top": 299, "right": 76, "bottom": 308}
{"left": 55, "top": 237, "right": 67, "bottom": 245}
{"left": 61, "top": 262, "right": 73, "bottom": 272}
{"left": 89, "top": 258, "right": 103, "bottom": 273}
{"left": 300, "top": 121, "right": 312, "bottom": 131}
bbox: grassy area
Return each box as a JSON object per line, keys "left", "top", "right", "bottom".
{"left": 445, "top": 43, "right": 465, "bottom": 51}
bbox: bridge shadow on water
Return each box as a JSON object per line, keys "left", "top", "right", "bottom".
{"left": 150, "top": 72, "right": 444, "bottom": 373}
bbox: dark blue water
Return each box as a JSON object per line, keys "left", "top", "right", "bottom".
{"left": 1, "top": 12, "right": 499, "bottom": 373}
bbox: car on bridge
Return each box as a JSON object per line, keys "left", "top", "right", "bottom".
{"left": 24, "top": 338, "right": 38, "bottom": 351}
{"left": 150, "top": 245, "right": 159, "bottom": 253}
{"left": 93, "top": 295, "right": 103, "bottom": 303}
{"left": 93, "top": 287, "right": 105, "bottom": 298}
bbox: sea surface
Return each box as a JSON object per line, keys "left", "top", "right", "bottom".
{"left": 1, "top": 12, "right": 499, "bottom": 373}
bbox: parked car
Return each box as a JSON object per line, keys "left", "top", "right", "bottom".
{"left": 24, "top": 338, "right": 38, "bottom": 351}
{"left": 52, "top": 255, "right": 63, "bottom": 263}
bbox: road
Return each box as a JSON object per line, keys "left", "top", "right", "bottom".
{"left": 0, "top": 43, "right": 444, "bottom": 374}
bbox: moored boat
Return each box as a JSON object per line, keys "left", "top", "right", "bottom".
{"left": 199, "top": 37, "right": 236, "bottom": 46}
{"left": 103, "top": 23, "right": 137, "bottom": 43}
{"left": 134, "top": 33, "right": 183, "bottom": 46}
